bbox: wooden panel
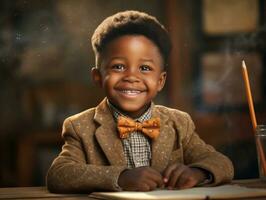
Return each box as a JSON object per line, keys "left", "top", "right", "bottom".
{"left": 17, "top": 131, "right": 62, "bottom": 186}
{"left": 201, "top": 52, "right": 263, "bottom": 106}
{"left": 203, "top": 0, "right": 259, "bottom": 34}
{"left": 164, "top": 0, "right": 195, "bottom": 112}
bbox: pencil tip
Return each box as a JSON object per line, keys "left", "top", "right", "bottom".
{"left": 242, "top": 60, "right": 246, "bottom": 68}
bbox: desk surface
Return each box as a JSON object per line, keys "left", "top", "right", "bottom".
{"left": 0, "top": 179, "right": 265, "bottom": 200}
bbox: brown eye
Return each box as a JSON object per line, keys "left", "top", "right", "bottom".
{"left": 112, "top": 64, "right": 125, "bottom": 71}
{"left": 140, "top": 65, "right": 151, "bottom": 72}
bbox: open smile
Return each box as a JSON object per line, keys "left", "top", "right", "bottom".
{"left": 116, "top": 89, "right": 145, "bottom": 97}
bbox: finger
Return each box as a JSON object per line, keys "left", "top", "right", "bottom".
{"left": 167, "top": 165, "right": 186, "bottom": 189}
{"left": 156, "top": 177, "right": 164, "bottom": 188}
{"left": 149, "top": 175, "right": 164, "bottom": 188}
{"left": 142, "top": 167, "right": 164, "bottom": 188}
{"left": 176, "top": 172, "right": 197, "bottom": 189}
{"left": 162, "top": 164, "right": 179, "bottom": 183}
{"left": 138, "top": 179, "right": 160, "bottom": 191}
{"left": 149, "top": 170, "right": 164, "bottom": 188}
{"left": 145, "top": 179, "right": 158, "bottom": 191}
{"left": 138, "top": 182, "right": 150, "bottom": 192}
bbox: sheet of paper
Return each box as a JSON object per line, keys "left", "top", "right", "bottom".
{"left": 89, "top": 184, "right": 266, "bottom": 200}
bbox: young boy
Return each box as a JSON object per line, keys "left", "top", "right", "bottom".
{"left": 46, "top": 10, "right": 234, "bottom": 193}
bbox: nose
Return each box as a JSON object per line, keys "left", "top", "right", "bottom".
{"left": 123, "top": 66, "right": 140, "bottom": 82}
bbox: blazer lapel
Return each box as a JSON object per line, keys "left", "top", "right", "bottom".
{"left": 94, "top": 98, "right": 126, "bottom": 166}
{"left": 151, "top": 105, "right": 176, "bottom": 173}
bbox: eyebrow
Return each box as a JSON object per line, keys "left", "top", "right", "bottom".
{"left": 109, "top": 56, "right": 126, "bottom": 60}
{"left": 139, "top": 58, "right": 154, "bottom": 63}
{"left": 109, "top": 57, "right": 155, "bottom": 63}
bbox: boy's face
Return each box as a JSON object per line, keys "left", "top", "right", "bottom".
{"left": 92, "top": 35, "right": 166, "bottom": 118}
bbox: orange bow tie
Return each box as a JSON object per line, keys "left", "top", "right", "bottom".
{"left": 117, "top": 116, "right": 160, "bottom": 139}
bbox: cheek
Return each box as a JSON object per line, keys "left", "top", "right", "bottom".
{"left": 147, "top": 78, "right": 161, "bottom": 91}
{"left": 102, "top": 75, "right": 111, "bottom": 88}
{"left": 103, "top": 74, "right": 117, "bottom": 89}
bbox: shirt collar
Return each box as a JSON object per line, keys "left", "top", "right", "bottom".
{"left": 107, "top": 99, "right": 151, "bottom": 122}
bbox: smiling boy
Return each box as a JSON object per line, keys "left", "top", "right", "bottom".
{"left": 91, "top": 34, "right": 166, "bottom": 118}
{"left": 47, "top": 10, "right": 234, "bottom": 193}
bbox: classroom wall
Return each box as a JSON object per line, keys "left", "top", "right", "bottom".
{"left": 0, "top": 0, "right": 265, "bottom": 187}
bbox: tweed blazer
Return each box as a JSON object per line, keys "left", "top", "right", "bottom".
{"left": 46, "top": 98, "right": 234, "bottom": 193}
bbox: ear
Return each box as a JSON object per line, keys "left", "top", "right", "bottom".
{"left": 157, "top": 71, "right": 167, "bottom": 92}
{"left": 91, "top": 67, "right": 102, "bottom": 87}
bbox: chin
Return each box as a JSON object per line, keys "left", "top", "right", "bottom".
{"left": 119, "top": 103, "right": 148, "bottom": 114}
{"left": 119, "top": 105, "right": 142, "bottom": 113}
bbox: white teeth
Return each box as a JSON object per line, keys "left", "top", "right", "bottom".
{"left": 121, "top": 90, "right": 141, "bottom": 94}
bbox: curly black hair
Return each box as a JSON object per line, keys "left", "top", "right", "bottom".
{"left": 91, "top": 10, "right": 171, "bottom": 68}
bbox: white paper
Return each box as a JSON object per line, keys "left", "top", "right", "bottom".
{"left": 90, "top": 185, "right": 266, "bottom": 200}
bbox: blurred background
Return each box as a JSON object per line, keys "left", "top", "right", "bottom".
{"left": 0, "top": 0, "right": 266, "bottom": 187}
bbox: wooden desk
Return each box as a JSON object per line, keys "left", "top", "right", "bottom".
{"left": 0, "top": 187, "right": 89, "bottom": 200}
{"left": 0, "top": 179, "right": 265, "bottom": 200}
{"left": 232, "top": 179, "right": 266, "bottom": 189}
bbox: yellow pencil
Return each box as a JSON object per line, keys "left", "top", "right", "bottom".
{"left": 242, "top": 60, "right": 266, "bottom": 173}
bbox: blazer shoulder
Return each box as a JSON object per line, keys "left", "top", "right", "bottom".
{"left": 154, "top": 105, "right": 195, "bottom": 132}
{"left": 155, "top": 105, "right": 190, "bottom": 120}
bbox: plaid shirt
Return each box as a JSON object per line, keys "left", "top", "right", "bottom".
{"left": 108, "top": 101, "right": 152, "bottom": 168}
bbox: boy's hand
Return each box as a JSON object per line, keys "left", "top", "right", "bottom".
{"left": 118, "top": 167, "right": 164, "bottom": 191}
{"left": 163, "top": 163, "right": 208, "bottom": 189}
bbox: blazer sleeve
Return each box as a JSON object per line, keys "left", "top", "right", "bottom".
{"left": 181, "top": 113, "right": 234, "bottom": 185}
{"left": 46, "top": 118, "right": 126, "bottom": 193}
